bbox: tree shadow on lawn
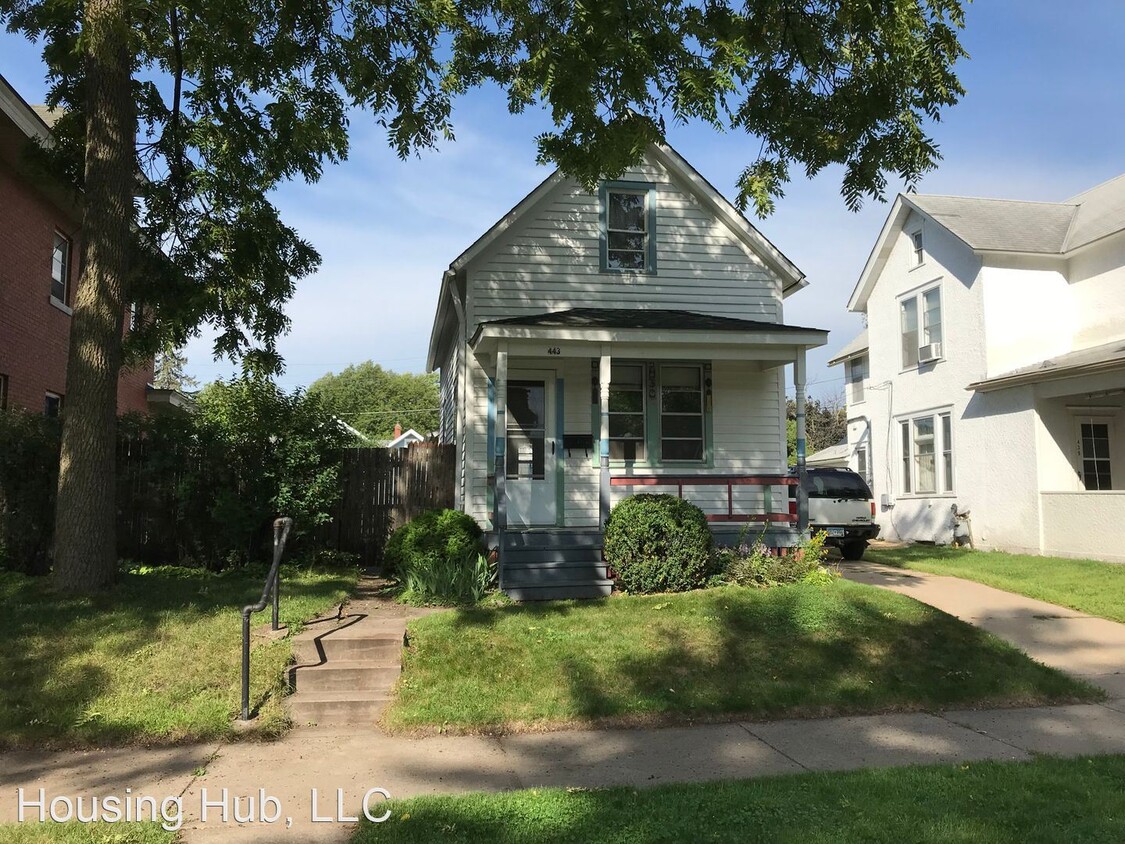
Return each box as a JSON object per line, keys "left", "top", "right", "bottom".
{"left": 0, "top": 566, "right": 353, "bottom": 749}
{"left": 429, "top": 583, "right": 1097, "bottom": 729}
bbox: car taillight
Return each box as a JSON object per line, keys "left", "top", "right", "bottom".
{"left": 870, "top": 501, "right": 876, "bottom": 517}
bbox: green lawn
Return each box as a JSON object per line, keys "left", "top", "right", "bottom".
{"left": 0, "top": 564, "right": 356, "bottom": 748}
{"left": 353, "top": 755, "right": 1125, "bottom": 843}
{"left": 866, "top": 544, "right": 1125, "bottom": 623}
{"left": 0, "top": 824, "right": 174, "bottom": 844}
{"left": 383, "top": 580, "right": 1099, "bottom": 734}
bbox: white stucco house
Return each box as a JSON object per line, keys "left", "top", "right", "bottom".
{"left": 427, "top": 143, "right": 827, "bottom": 599}
{"left": 830, "top": 173, "right": 1125, "bottom": 562}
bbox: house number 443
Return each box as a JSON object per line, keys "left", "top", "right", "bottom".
{"left": 547, "top": 347, "right": 562, "bottom": 355}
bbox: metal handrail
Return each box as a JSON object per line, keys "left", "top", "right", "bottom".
{"left": 240, "top": 517, "right": 292, "bottom": 721}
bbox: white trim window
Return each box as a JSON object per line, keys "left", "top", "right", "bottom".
{"left": 1078, "top": 420, "right": 1113, "bottom": 490}
{"left": 51, "top": 232, "right": 71, "bottom": 304}
{"left": 911, "top": 229, "right": 924, "bottom": 266}
{"left": 659, "top": 364, "right": 704, "bottom": 462}
{"left": 900, "top": 410, "right": 953, "bottom": 495}
{"left": 44, "top": 391, "right": 63, "bottom": 419}
{"left": 846, "top": 354, "right": 867, "bottom": 403}
{"left": 900, "top": 284, "right": 942, "bottom": 368}
{"left": 605, "top": 189, "right": 651, "bottom": 271}
{"left": 608, "top": 363, "right": 646, "bottom": 461}
{"left": 856, "top": 443, "right": 871, "bottom": 486}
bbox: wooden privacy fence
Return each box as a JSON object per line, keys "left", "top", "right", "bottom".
{"left": 331, "top": 443, "right": 456, "bottom": 567}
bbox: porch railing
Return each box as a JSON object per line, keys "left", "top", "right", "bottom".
{"left": 609, "top": 474, "right": 797, "bottom": 523}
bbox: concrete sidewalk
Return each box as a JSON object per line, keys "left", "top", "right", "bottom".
{"left": 3, "top": 565, "right": 1125, "bottom": 842}
{"left": 5, "top": 702, "right": 1125, "bottom": 842}
{"left": 841, "top": 560, "right": 1125, "bottom": 698}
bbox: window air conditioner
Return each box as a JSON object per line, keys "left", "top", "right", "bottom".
{"left": 918, "top": 342, "right": 942, "bottom": 363}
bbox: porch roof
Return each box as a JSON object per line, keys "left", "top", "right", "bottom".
{"left": 967, "top": 339, "right": 1125, "bottom": 392}
{"left": 471, "top": 308, "right": 827, "bottom": 356}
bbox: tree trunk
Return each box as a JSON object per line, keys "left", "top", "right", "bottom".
{"left": 52, "top": 0, "right": 135, "bottom": 593}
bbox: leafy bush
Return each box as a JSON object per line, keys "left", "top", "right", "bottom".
{"left": 603, "top": 494, "right": 714, "bottom": 594}
{"left": 385, "top": 508, "right": 483, "bottom": 575}
{"left": 718, "top": 529, "right": 837, "bottom": 588}
{"left": 385, "top": 509, "right": 488, "bottom": 604}
{"left": 0, "top": 410, "right": 60, "bottom": 574}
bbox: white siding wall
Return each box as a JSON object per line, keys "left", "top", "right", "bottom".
{"left": 439, "top": 342, "right": 458, "bottom": 444}
{"left": 466, "top": 157, "right": 783, "bottom": 335}
{"left": 463, "top": 352, "right": 491, "bottom": 525}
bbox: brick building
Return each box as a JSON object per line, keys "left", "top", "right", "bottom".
{"left": 0, "top": 73, "right": 153, "bottom": 416}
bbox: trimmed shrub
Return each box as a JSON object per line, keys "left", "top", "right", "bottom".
{"left": 0, "top": 410, "right": 60, "bottom": 575}
{"left": 718, "top": 529, "right": 836, "bottom": 588}
{"left": 384, "top": 508, "right": 485, "bottom": 596}
{"left": 603, "top": 494, "right": 714, "bottom": 594}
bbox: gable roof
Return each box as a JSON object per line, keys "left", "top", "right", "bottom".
{"left": 428, "top": 142, "right": 808, "bottom": 369}
{"left": 0, "top": 73, "right": 54, "bottom": 144}
{"left": 826, "top": 329, "right": 869, "bottom": 367}
{"left": 848, "top": 172, "right": 1125, "bottom": 311}
{"left": 906, "top": 195, "right": 1076, "bottom": 254}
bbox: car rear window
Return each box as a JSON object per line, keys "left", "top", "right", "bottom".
{"left": 801, "top": 471, "right": 872, "bottom": 500}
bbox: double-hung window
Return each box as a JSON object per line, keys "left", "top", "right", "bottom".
{"left": 44, "top": 392, "right": 63, "bottom": 419}
{"left": 911, "top": 230, "right": 924, "bottom": 266}
{"left": 51, "top": 233, "right": 70, "bottom": 304}
{"left": 900, "top": 284, "right": 942, "bottom": 368}
{"left": 604, "top": 361, "right": 708, "bottom": 464}
{"left": 602, "top": 184, "right": 655, "bottom": 272}
{"left": 900, "top": 410, "right": 954, "bottom": 495}
{"left": 660, "top": 365, "right": 704, "bottom": 461}
{"left": 847, "top": 354, "right": 868, "bottom": 403}
{"left": 608, "top": 363, "right": 646, "bottom": 461}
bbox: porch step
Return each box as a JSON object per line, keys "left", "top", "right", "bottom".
{"left": 502, "top": 530, "right": 602, "bottom": 550}
{"left": 503, "top": 545, "right": 605, "bottom": 564}
{"left": 504, "top": 579, "right": 615, "bottom": 602}
{"left": 503, "top": 563, "right": 611, "bottom": 587}
{"left": 288, "top": 660, "right": 401, "bottom": 692}
{"left": 286, "top": 690, "right": 392, "bottom": 727}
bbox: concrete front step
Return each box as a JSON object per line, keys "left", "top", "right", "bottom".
{"left": 291, "top": 628, "right": 404, "bottom": 664}
{"left": 286, "top": 690, "right": 391, "bottom": 727}
{"left": 289, "top": 660, "right": 401, "bottom": 692}
{"left": 504, "top": 579, "right": 614, "bottom": 601}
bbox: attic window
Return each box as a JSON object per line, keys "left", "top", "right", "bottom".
{"left": 911, "top": 230, "right": 924, "bottom": 266}
{"left": 601, "top": 183, "right": 656, "bottom": 273}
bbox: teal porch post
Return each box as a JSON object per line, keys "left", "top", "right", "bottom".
{"left": 794, "top": 349, "right": 809, "bottom": 533}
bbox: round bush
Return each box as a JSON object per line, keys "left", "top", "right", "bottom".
{"left": 383, "top": 508, "right": 483, "bottom": 578}
{"left": 603, "top": 494, "right": 714, "bottom": 594}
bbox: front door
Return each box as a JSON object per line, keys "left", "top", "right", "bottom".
{"left": 505, "top": 372, "right": 557, "bottom": 527}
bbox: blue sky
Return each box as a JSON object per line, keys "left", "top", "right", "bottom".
{"left": 3, "top": 1, "right": 1123, "bottom": 400}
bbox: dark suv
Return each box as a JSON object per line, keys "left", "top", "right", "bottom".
{"left": 789, "top": 467, "right": 880, "bottom": 560}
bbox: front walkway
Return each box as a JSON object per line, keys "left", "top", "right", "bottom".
{"left": 841, "top": 560, "right": 1125, "bottom": 698}
{"left": 3, "top": 567, "right": 1125, "bottom": 842}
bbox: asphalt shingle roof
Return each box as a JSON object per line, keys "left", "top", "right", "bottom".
{"left": 481, "top": 308, "right": 822, "bottom": 334}
{"left": 906, "top": 172, "right": 1125, "bottom": 255}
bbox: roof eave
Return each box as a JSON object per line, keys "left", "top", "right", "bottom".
{"left": 848, "top": 196, "right": 910, "bottom": 312}
{"left": 968, "top": 357, "right": 1125, "bottom": 392}
{"left": 471, "top": 322, "right": 829, "bottom": 350}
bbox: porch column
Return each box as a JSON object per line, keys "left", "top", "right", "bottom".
{"left": 599, "top": 348, "right": 612, "bottom": 527}
{"left": 495, "top": 343, "right": 508, "bottom": 535}
{"left": 794, "top": 348, "right": 809, "bottom": 532}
